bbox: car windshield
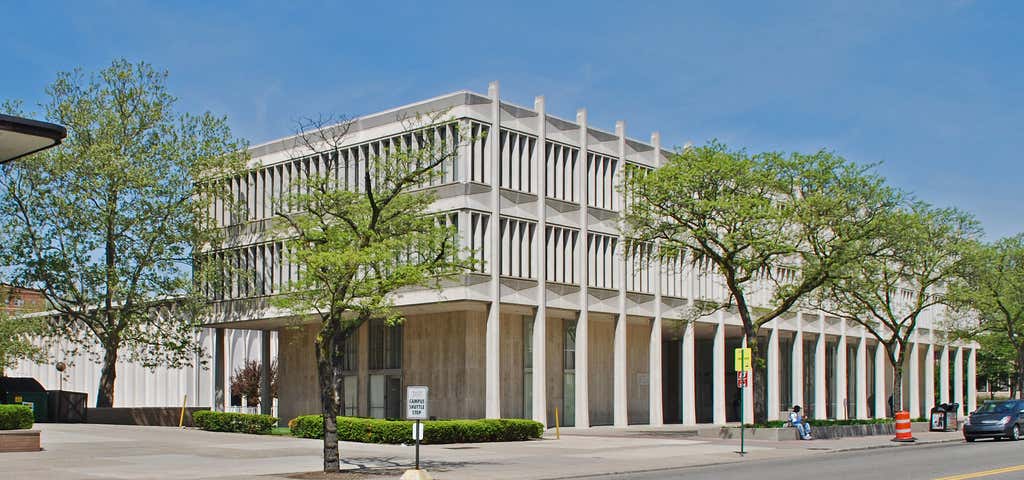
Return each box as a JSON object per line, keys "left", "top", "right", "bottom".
{"left": 975, "top": 401, "right": 1019, "bottom": 414}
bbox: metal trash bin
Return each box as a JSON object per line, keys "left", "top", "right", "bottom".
{"left": 930, "top": 403, "right": 960, "bottom": 432}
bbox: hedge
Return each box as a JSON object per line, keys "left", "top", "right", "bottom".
{"left": 0, "top": 404, "right": 34, "bottom": 430}
{"left": 748, "top": 418, "right": 894, "bottom": 428}
{"left": 289, "top": 415, "right": 544, "bottom": 444}
{"left": 193, "top": 410, "right": 278, "bottom": 434}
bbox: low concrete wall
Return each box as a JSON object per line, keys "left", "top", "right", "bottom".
{"left": 701, "top": 422, "right": 930, "bottom": 441}
{"left": 0, "top": 430, "right": 40, "bottom": 452}
{"left": 87, "top": 407, "right": 209, "bottom": 427}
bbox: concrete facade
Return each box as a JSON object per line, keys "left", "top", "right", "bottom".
{"left": 192, "top": 83, "right": 979, "bottom": 425}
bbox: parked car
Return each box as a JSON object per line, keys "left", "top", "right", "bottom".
{"left": 964, "top": 400, "right": 1024, "bottom": 442}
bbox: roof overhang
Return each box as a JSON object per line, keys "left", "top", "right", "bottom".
{"left": 0, "top": 114, "right": 67, "bottom": 164}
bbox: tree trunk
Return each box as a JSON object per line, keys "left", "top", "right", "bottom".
{"left": 746, "top": 325, "right": 769, "bottom": 425}
{"left": 96, "top": 345, "right": 118, "bottom": 407}
{"left": 316, "top": 327, "right": 340, "bottom": 473}
{"left": 890, "top": 365, "right": 904, "bottom": 417}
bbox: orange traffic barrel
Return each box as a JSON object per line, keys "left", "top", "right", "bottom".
{"left": 893, "top": 411, "right": 916, "bottom": 442}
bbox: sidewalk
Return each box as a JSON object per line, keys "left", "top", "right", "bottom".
{"left": 5, "top": 423, "right": 965, "bottom": 480}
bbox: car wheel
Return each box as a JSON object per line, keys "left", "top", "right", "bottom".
{"left": 965, "top": 436, "right": 976, "bottom": 442}
{"left": 1014, "top": 426, "right": 1022, "bottom": 441}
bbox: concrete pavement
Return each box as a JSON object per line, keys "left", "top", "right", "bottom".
{"left": 0, "top": 423, "right": 968, "bottom": 479}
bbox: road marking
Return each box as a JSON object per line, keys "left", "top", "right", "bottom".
{"left": 935, "top": 464, "right": 1024, "bottom": 480}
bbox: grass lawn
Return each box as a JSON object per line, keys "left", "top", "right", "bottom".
{"left": 270, "top": 427, "right": 292, "bottom": 436}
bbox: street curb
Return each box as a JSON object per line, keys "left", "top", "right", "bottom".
{"left": 827, "top": 437, "right": 963, "bottom": 453}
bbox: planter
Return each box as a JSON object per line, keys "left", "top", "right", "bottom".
{"left": 0, "top": 430, "right": 40, "bottom": 452}
{"left": 701, "top": 422, "right": 930, "bottom": 441}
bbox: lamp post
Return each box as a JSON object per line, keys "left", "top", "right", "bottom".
{"left": 55, "top": 362, "right": 66, "bottom": 423}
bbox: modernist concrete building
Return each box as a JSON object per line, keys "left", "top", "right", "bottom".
{"left": 198, "top": 82, "right": 978, "bottom": 426}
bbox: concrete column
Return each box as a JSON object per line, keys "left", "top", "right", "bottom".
{"left": 260, "top": 330, "right": 272, "bottom": 416}
{"left": 767, "top": 323, "right": 780, "bottom": 421}
{"left": 954, "top": 346, "right": 964, "bottom": 416}
{"left": 940, "top": 346, "right": 950, "bottom": 404}
{"left": 908, "top": 341, "right": 921, "bottom": 418}
{"left": 531, "top": 95, "right": 547, "bottom": 426}
{"left": 836, "top": 322, "right": 848, "bottom": 420}
{"left": 214, "top": 328, "right": 225, "bottom": 412}
{"left": 648, "top": 132, "right": 664, "bottom": 427}
{"left": 814, "top": 315, "right": 827, "bottom": 420}
{"left": 856, "top": 332, "right": 869, "bottom": 419}
{"left": 874, "top": 341, "right": 887, "bottom": 418}
{"left": 792, "top": 316, "right": 804, "bottom": 410}
{"left": 574, "top": 108, "right": 590, "bottom": 428}
{"left": 485, "top": 81, "right": 502, "bottom": 419}
{"left": 713, "top": 315, "right": 726, "bottom": 424}
{"left": 925, "top": 341, "right": 936, "bottom": 412}
{"left": 613, "top": 120, "right": 628, "bottom": 427}
{"left": 968, "top": 347, "right": 977, "bottom": 414}
{"left": 681, "top": 321, "right": 696, "bottom": 424}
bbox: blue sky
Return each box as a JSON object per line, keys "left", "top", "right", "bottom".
{"left": 4, "top": 1, "right": 1021, "bottom": 238}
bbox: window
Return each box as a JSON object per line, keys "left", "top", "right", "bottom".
{"left": 369, "top": 319, "right": 402, "bottom": 370}
{"left": 500, "top": 217, "right": 537, "bottom": 279}
{"left": 587, "top": 233, "right": 618, "bottom": 289}
{"left": 586, "top": 153, "right": 619, "bottom": 210}
{"left": 626, "top": 241, "right": 654, "bottom": 294}
{"left": 467, "top": 212, "right": 490, "bottom": 273}
{"left": 563, "top": 319, "right": 577, "bottom": 427}
{"left": 468, "top": 122, "right": 490, "bottom": 184}
{"left": 545, "top": 142, "right": 579, "bottom": 203}
{"left": 524, "top": 317, "right": 533, "bottom": 420}
{"left": 545, "top": 226, "right": 579, "bottom": 285}
{"left": 661, "top": 249, "right": 690, "bottom": 298}
{"left": 498, "top": 129, "right": 536, "bottom": 193}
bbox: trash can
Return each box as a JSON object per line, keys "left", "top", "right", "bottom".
{"left": 0, "top": 377, "right": 50, "bottom": 423}
{"left": 930, "top": 403, "right": 959, "bottom": 432}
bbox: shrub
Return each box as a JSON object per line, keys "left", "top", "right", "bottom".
{"left": 193, "top": 410, "right": 277, "bottom": 434}
{"left": 289, "top": 415, "right": 544, "bottom": 444}
{"left": 0, "top": 404, "right": 34, "bottom": 430}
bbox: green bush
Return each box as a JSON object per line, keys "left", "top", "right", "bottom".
{"left": 193, "top": 410, "right": 277, "bottom": 434}
{"left": 0, "top": 405, "right": 34, "bottom": 430}
{"left": 289, "top": 415, "right": 544, "bottom": 444}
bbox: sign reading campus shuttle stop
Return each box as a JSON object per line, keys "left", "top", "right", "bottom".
{"left": 407, "top": 386, "right": 429, "bottom": 420}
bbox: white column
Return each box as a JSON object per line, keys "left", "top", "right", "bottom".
{"left": 682, "top": 321, "right": 696, "bottom": 424}
{"left": 767, "top": 323, "right": 780, "bottom": 421}
{"left": 574, "top": 108, "right": 590, "bottom": 428}
{"left": 648, "top": 132, "right": 664, "bottom": 426}
{"left": 792, "top": 315, "right": 804, "bottom": 410}
{"left": 612, "top": 120, "right": 628, "bottom": 427}
{"left": 856, "top": 332, "right": 869, "bottom": 419}
{"left": 814, "top": 314, "right": 827, "bottom": 420}
{"left": 954, "top": 346, "right": 964, "bottom": 416}
{"left": 713, "top": 315, "right": 726, "bottom": 424}
{"left": 908, "top": 341, "right": 921, "bottom": 418}
{"left": 836, "top": 322, "right": 848, "bottom": 420}
{"left": 484, "top": 81, "right": 502, "bottom": 419}
{"left": 742, "top": 334, "right": 754, "bottom": 422}
{"left": 874, "top": 342, "right": 887, "bottom": 418}
{"left": 940, "top": 346, "right": 950, "bottom": 404}
{"left": 925, "top": 341, "right": 936, "bottom": 413}
{"left": 531, "top": 95, "right": 547, "bottom": 426}
{"left": 968, "top": 347, "right": 977, "bottom": 414}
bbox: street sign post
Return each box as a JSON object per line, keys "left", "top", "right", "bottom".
{"left": 406, "top": 386, "right": 429, "bottom": 470}
{"left": 734, "top": 347, "right": 752, "bottom": 455}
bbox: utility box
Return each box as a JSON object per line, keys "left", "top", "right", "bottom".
{"left": 930, "top": 403, "right": 960, "bottom": 432}
{"left": 0, "top": 377, "right": 50, "bottom": 423}
{"left": 47, "top": 390, "right": 88, "bottom": 423}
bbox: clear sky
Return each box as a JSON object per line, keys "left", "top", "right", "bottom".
{"left": 3, "top": 1, "right": 1021, "bottom": 238}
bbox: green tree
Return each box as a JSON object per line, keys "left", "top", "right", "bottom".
{"left": 0, "top": 313, "right": 46, "bottom": 376}
{"left": 621, "top": 141, "right": 898, "bottom": 423}
{"left": 950, "top": 234, "right": 1024, "bottom": 398}
{"left": 0, "top": 59, "right": 246, "bottom": 406}
{"left": 817, "top": 204, "right": 980, "bottom": 415}
{"left": 272, "top": 114, "right": 474, "bottom": 472}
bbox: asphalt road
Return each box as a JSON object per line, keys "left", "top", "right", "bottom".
{"left": 601, "top": 438, "right": 1024, "bottom": 480}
